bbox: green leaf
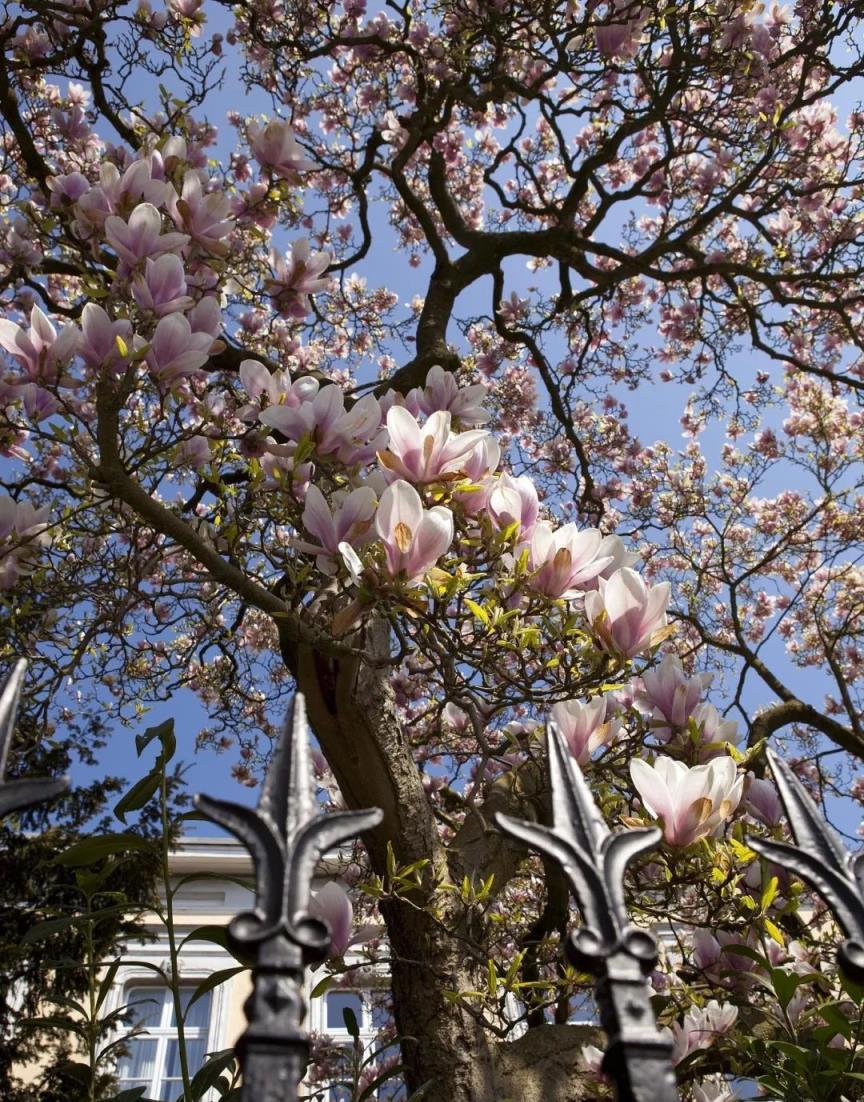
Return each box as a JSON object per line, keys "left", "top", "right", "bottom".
{"left": 189, "top": 1050, "right": 237, "bottom": 1101}
{"left": 108, "top": 1089, "right": 148, "bottom": 1102}
{"left": 114, "top": 771, "right": 162, "bottom": 823}
{"left": 96, "top": 960, "right": 122, "bottom": 1012}
{"left": 310, "top": 976, "right": 334, "bottom": 999}
{"left": 54, "top": 833, "right": 155, "bottom": 866}
{"left": 185, "top": 968, "right": 246, "bottom": 1015}
{"left": 343, "top": 1006, "right": 360, "bottom": 1039}
{"left": 135, "top": 717, "right": 176, "bottom": 763}
{"left": 760, "top": 875, "right": 780, "bottom": 913}
{"left": 21, "top": 905, "right": 130, "bottom": 944}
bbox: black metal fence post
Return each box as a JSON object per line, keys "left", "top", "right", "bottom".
{"left": 196, "top": 693, "right": 383, "bottom": 1102}
{"left": 748, "top": 749, "right": 864, "bottom": 985}
{"left": 494, "top": 720, "right": 679, "bottom": 1102}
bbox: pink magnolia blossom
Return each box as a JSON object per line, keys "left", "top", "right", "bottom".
{"left": 522, "top": 522, "right": 612, "bottom": 599}
{"left": 175, "top": 435, "right": 211, "bottom": 469}
{"left": 132, "top": 255, "right": 194, "bottom": 316}
{"left": 74, "top": 161, "right": 169, "bottom": 233}
{"left": 743, "top": 773, "right": 784, "bottom": 827}
{"left": 636, "top": 654, "right": 712, "bottom": 736}
{"left": 550, "top": 696, "right": 620, "bottom": 765}
{"left": 579, "top": 1044, "right": 605, "bottom": 1077}
{"left": 309, "top": 881, "right": 353, "bottom": 956}
{"left": 690, "top": 701, "right": 739, "bottom": 755}
{"left": 0, "top": 304, "right": 78, "bottom": 383}
{"left": 629, "top": 755, "right": 744, "bottom": 846}
{"left": 410, "top": 364, "right": 490, "bottom": 425}
{"left": 596, "top": 534, "right": 639, "bottom": 579}
{"left": 238, "top": 358, "right": 319, "bottom": 421}
{"left": 375, "top": 479, "right": 453, "bottom": 585}
{"left": 265, "top": 238, "right": 331, "bottom": 318}
{"left": 145, "top": 313, "right": 214, "bottom": 384}
{"left": 691, "top": 928, "right": 722, "bottom": 971}
{"left": 260, "top": 386, "right": 384, "bottom": 466}
{"left": 295, "top": 485, "right": 377, "bottom": 573}
{"left": 378, "top": 407, "right": 490, "bottom": 485}
{"left": 172, "top": 172, "right": 234, "bottom": 254}
{"left": 584, "top": 567, "right": 671, "bottom": 657}
{"left": 671, "top": 1001, "right": 739, "bottom": 1063}
{"left": 104, "top": 202, "right": 189, "bottom": 272}
{"left": 77, "top": 303, "right": 132, "bottom": 371}
{"left": 488, "top": 473, "right": 539, "bottom": 537}
{"left": 0, "top": 496, "right": 52, "bottom": 590}
{"left": 248, "top": 119, "right": 316, "bottom": 180}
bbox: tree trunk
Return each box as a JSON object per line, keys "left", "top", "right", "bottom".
{"left": 283, "top": 619, "right": 503, "bottom": 1099}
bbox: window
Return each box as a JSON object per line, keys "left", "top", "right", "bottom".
{"left": 116, "top": 985, "right": 212, "bottom": 1101}
{"left": 314, "top": 989, "right": 404, "bottom": 1102}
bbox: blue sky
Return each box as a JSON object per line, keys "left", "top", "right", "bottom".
{"left": 60, "top": 5, "right": 864, "bottom": 840}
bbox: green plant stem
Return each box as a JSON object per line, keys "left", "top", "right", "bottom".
{"left": 85, "top": 889, "right": 98, "bottom": 1102}
{"left": 160, "top": 763, "right": 194, "bottom": 1102}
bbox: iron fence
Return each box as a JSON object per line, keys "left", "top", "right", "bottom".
{"left": 3, "top": 664, "right": 862, "bottom": 1102}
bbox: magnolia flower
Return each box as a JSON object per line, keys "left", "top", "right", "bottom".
{"left": 636, "top": 654, "right": 712, "bottom": 737}
{"left": 671, "top": 1001, "right": 739, "bottom": 1063}
{"left": 488, "top": 473, "right": 539, "bottom": 537}
{"left": 594, "top": 0, "right": 646, "bottom": 58}
{"left": 266, "top": 238, "right": 331, "bottom": 318}
{"left": 146, "top": 313, "right": 214, "bottom": 384}
{"left": 248, "top": 118, "right": 315, "bottom": 180}
{"left": 309, "top": 881, "right": 353, "bottom": 956}
{"left": 77, "top": 303, "right": 132, "bottom": 371}
{"left": 690, "top": 702, "right": 739, "bottom": 755}
{"left": 629, "top": 755, "right": 744, "bottom": 847}
{"left": 375, "top": 480, "right": 453, "bottom": 585}
{"left": 104, "top": 202, "right": 189, "bottom": 271}
{"left": 584, "top": 567, "right": 670, "bottom": 657}
{"left": 595, "top": 533, "right": 639, "bottom": 579}
{"left": 0, "top": 304, "right": 78, "bottom": 383}
{"left": 0, "top": 496, "right": 52, "bottom": 590}
{"left": 238, "top": 358, "right": 319, "bottom": 421}
{"left": 691, "top": 928, "right": 722, "bottom": 971}
{"left": 579, "top": 1044, "right": 605, "bottom": 1077}
{"left": 172, "top": 172, "right": 234, "bottom": 254}
{"left": 295, "top": 485, "right": 377, "bottom": 573}
{"left": 132, "top": 255, "right": 195, "bottom": 316}
{"left": 260, "top": 385, "right": 384, "bottom": 466}
{"left": 551, "top": 696, "right": 620, "bottom": 765}
{"left": 523, "top": 522, "right": 612, "bottom": 599}
{"left": 379, "top": 407, "right": 490, "bottom": 484}
{"left": 743, "top": 774, "right": 784, "bottom": 827}
{"left": 411, "top": 364, "right": 490, "bottom": 425}
{"left": 175, "top": 435, "right": 211, "bottom": 469}
{"left": 441, "top": 701, "right": 470, "bottom": 732}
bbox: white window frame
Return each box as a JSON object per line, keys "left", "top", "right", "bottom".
{"left": 117, "top": 983, "right": 214, "bottom": 1100}
{"left": 306, "top": 980, "right": 403, "bottom": 1101}
{"left": 106, "top": 952, "right": 232, "bottom": 1102}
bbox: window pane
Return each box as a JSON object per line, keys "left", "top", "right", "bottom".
{"left": 124, "top": 988, "right": 164, "bottom": 1029}
{"left": 377, "top": 1078, "right": 407, "bottom": 1101}
{"left": 163, "top": 1038, "right": 208, "bottom": 1081}
{"left": 117, "top": 1037, "right": 158, "bottom": 1082}
{"left": 326, "top": 991, "right": 363, "bottom": 1031}
{"left": 370, "top": 999, "right": 393, "bottom": 1032}
{"left": 180, "top": 988, "right": 211, "bottom": 1030}
{"left": 165, "top": 986, "right": 210, "bottom": 1029}
{"left": 568, "top": 990, "right": 597, "bottom": 1023}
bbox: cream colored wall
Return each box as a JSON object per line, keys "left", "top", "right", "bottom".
{"left": 13, "top": 840, "right": 256, "bottom": 1090}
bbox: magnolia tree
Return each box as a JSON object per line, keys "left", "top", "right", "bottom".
{"left": 3, "top": 0, "right": 864, "bottom": 1098}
